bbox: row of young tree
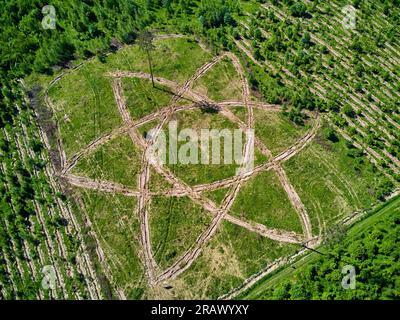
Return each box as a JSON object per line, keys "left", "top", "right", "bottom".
{"left": 0, "top": 84, "right": 91, "bottom": 299}
{"left": 237, "top": 0, "right": 399, "bottom": 182}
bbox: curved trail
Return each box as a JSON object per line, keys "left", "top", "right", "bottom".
{"left": 65, "top": 174, "right": 140, "bottom": 197}
{"left": 52, "top": 45, "right": 318, "bottom": 289}
{"left": 112, "top": 76, "right": 159, "bottom": 283}
{"left": 224, "top": 214, "right": 304, "bottom": 243}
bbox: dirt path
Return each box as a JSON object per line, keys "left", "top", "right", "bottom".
{"left": 112, "top": 75, "right": 159, "bottom": 284}
{"left": 224, "top": 214, "right": 304, "bottom": 243}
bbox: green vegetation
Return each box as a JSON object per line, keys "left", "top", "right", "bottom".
{"left": 77, "top": 189, "right": 145, "bottom": 299}
{"left": 192, "top": 57, "right": 243, "bottom": 101}
{"left": 232, "top": 0, "right": 400, "bottom": 181}
{"left": 48, "top": 63, "right": 122, "bottom": 158}
{"left": 0, "top": 103, "right": 94, "bottom": 299}
{"left": 165, "top": 109, "right": 242, "bottom": 186}
{"left": 254, "top": 109, "right": 309, "bottom": 156}
{"left": 72, "top": 134, "right": 142, "bottom": 188}
{"left": 176, "top": 220, "right": 298, "bottom": 299}
{"left": 284, "top": 128, "right": 393, "bottom": 234}
{"left": 107, "top": 38, "right": 213, "bottom": 85}
{"left": 47, "top": 37, "right": 212, "bottom": 158}
{"left": 122, "top": 78, "right": 173, "bottom": 120}
{"left": 150, "top": 196, "right": 213, "bottom": 269}
{"left": 148, "top": 169, "right": 173, "bottom": 193}
{"left": 1, "top": 0, "right": 399, "bottom": 300}
{"left": 239, "top": 195, "right": 400, "bottom": 300}
{"left": 203, "top": 187, "right": 230, "bottom": 205}
{"left": 231, "top": 170, "right": 303, "bottom": 233}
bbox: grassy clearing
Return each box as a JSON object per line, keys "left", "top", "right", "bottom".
{"left": 192, "top": 57, "right": 243, "bottom": 102}
{"left": 231, "top": 170, "right": 303, "bottom": 233}
{"left": 122, "top": 78, "right": 173, "bottom": 120}
{"left": 148, "top": 168, "right": 173, "bottom": 193}
{"left": 203, "top": 187, "right": 230, "bottom": 206}
{"left": 174, "top": 220, "right": 298, "bottom": 299}
{"left": 136, "top": 119, "right": 159, "bottom": 139}
{"left": 76, "top": 188, "right": 145, "bottom": 299}
{"left": 254, "top": 109, "right": 309, "bottom": 156}
{"left": 48, "top": 38, "right": 211, "bottom": 158}
{"left": 71, "top": 133, "right": 142, "bottom": 188}
{"left": 106, "top": 38, "right": 212, "bottom": 85}
{"left": 164, "top": 109, "right": 242, "bottom": 185}
{"left": 283, "top": 132, "right": 387, "bottom": 233}
{"left": 229, "top": 106, "right": 248, "bottom": 123}
{"left": 48, "top": 62, "right": 122, "bottom": 158}
{"left": 149, "top": 195, "right": 213, "bottom": 269}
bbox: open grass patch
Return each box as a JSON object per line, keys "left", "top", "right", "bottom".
{"left": 192, "top": 57, "right": 243, "bottom": 102}
{"left": 48, "top": 37, "right": 212, "bottom": 158}
{"left": 175, "top": 221, "right": 298, "bottom": 299}
{"left": 149, "top": 195, "right": 213, "bottom": 269}
{"left": 48, "top": 62, "right": 122, "bottom": 158}
{"left": 203, "top": 187, "right": 230, "bottom": 206}
{"left": 148, "top": 169, "right": 173, "bottom": 193}
{"left": 283, "top": 132, "right": 388, "bottom": 232}
{"left": 76, "top": 189, "right": 145, "bottom": 297}
{"left": 164, "top": 109, "right": 243, "bottom": 185}
{"left": 254, "top": 109, "right": 309, "bottom": 156}
{"left": 106, "top": 38, "right": 212, "bottom": 85}
{"left": 231, "top": 170, "right": 303, "bottom": 233}
{"left": 122, "top": 78, "right": 173, "bottom": 120}
{"left": 71, "top": 133, "right": 142, "bottom": 188}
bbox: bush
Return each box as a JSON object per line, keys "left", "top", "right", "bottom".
{"left": 323, "top": 127, "right": 339, "bottom": 142}
{"left": 290, "top": 3, "right": 307, "bottom": 18}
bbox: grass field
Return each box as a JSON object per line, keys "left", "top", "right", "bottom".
{"left": 149, "top": 196, "right": 213, "bottom": 269}
{"left": 76, "top": 189, "right": 145, "bottom": 299}
{"left": 230, "top": 170, "right": 303, "bottom": 233}
{"left": 192, "top": 57, "right": 243, "bottom": 102}
{"left": 122, "top": 78, "right": 173, "bottom": 120}
{"left": 283, "top": 130, "right": 389, "bottom": 234}
{"left": 162, "top": 220, "right": 298, "bottom": 299}
{"left": 203, "top": 187, "right": 230, "bottom": 205}
{"left": 165, "top": 108, "right": 243, "bottom": 185}
{"left": 47, "top": 37, "right": 212, "bottom": 158}
{"left": 48, "top": 63, "right": 122, "bottom": 158}
{"left": 253, "top": 109, "right": 310, "bottom": 156}
{"left": 72, "top": 133, "right": 142, "bottom": 188}
{"left": 106, "top": 38, "right": 212, "bottom": 85}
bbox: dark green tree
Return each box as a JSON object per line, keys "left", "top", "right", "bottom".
{"left": 138, "top": 30, "right": 155, "bottom": 87}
